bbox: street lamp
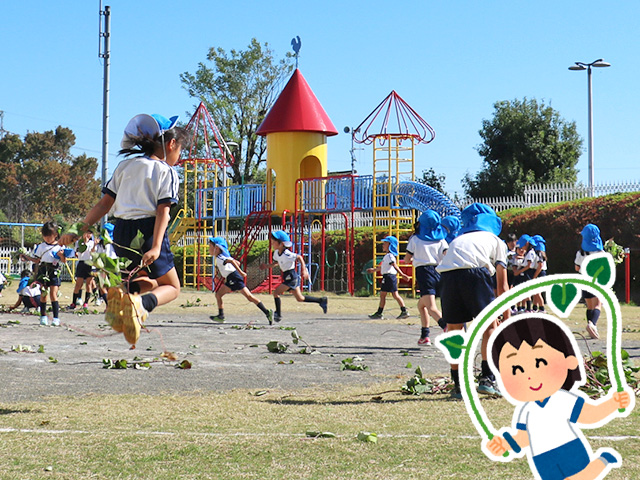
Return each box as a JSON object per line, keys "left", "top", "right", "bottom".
{"left": 568, "top": 59, "right": 610, "bottom": 196}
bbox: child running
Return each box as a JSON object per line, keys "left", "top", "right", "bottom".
{"left": 575, "top": 224, "right": 605, "bottom": 339}
{"left": 60, "top": 113, "right": 188, "bottom": 346}
{"left": 368, "top": 235, "right": 411, "bottom": 320}
{"left": 260, "top": 231, "right": 327, "bottom": 322}
{"left": 436, "top": 203, "right": 509, "bottom": 399}
{"left": 209, "top": 236, "right": 273, "bottom": 324}
{"left": 21, "top": 221, "right": 66, "bottom": 326}
{"left": 403, "top": 210, "right": 448, "bottom": 345}
{"left": 68, "top": 231, "right": 96, "bottom": 310}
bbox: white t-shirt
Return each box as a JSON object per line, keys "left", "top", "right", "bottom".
{"left": 76, "top": 238, "right": 95, "bottom": 262}
{"left": 273, "top": 249, "right": 297, "bottom": 272}
{"left": 0, "top": 272, "right": 5, "bottom": 285}
{"left": 34, "top": 242, "right": 62, "bottom": 265}
{"left": 575, "top": 249, "right": 599, "bottom": 272}
{"left": 215, "top": 254, "right": 237, "bottom": 279}
{"left": 380, "top": 252, "right": 398, "bottom": 275}
{"left": 22, "top": 283, "right": 41, "bottom": 297}
{"left": 104, "top": 156, "right": 180, "bottom": 220}
{"left": 406, "top": 236, "right": 448, "bottom": 267}
{"left": 95, "top": 242, "right": 118, "bottom": 260}
{"left": 515, "top": 389, "right": 585, "bottom": 456}
{"left": 525, "top": 249, "right": 538, "bottom": 270}
{"left": 436, "top": 231, "right": 508, "bottom": 276}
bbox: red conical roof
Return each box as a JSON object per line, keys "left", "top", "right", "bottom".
{"left": 256, "top": 69, "right": 338, "bottom": 136}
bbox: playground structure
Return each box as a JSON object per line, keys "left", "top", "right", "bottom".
{"left": 169, "top": 69, "right": 461, "bottom": 295}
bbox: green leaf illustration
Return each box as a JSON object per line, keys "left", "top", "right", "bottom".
{"left": 550, "top": 283, "right": 578, "bottom": 314}
{"left": 585, "top": 257, "right": 612, "bottom": 286}
{"left": 439, "top": 334, "right": 466, "bottom": 360}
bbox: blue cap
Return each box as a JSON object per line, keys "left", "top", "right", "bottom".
{"left": 516, "top": 234, "right": 532, "bottom": 249}
{"left": 441, "top": 215, "right": 461, "bottom": 243}
{"left": 208, "top": 236, "right": 230, "bottom": 257}
{"left": 531, "top": 234, "right": 546, "bottom": 252}
{"left": 151, "top": 114, "right": 179, "bottom": 132}
{"left": 103, "top": 222, "right": 115, "bottom": 235}
{"left": 581, "top": 224, "right": 603, "bottom": 252}
{"left": 416, "top": 210, "right": 447, "bottom": 242}
{"left": 271, "top": 231, "right": 293, "bottom": 248}
{"left": 121, "top": 113, "right": 179, "bottom": 149}
{"left": 459, "top": 203, "right": 502, "bottom": 236}
{"left": 381, "top": 236, "right": 399, "bottom": 256}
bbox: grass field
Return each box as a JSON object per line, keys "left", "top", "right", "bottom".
{"left": 1, "top": 284, "right": 639, "bottom": 479}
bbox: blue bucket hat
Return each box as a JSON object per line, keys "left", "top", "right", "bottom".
{"left": 121, "top": 113, "right": 179, "bottom": 149}
{"left": 271, "top": 230, "right": 293, "bottom": 248}
{"left": 381, "top": 236, "right": 399, "bottom": 256}
{"left": 416, "top": 210, "right": 447, "bottom": 242}
{"left": 103, "top": 222, "right": 115, "bottom": 235}
{"left": 208, "top": 236, "right": 230, "bottom": 257}
{"left": 516, "top": 234, "right": 532, "bottom": 249}
{"left": 459, "top": 203, "right": 502, "bottom": 236}
{"left": 531, "top": 234, "right": 546, "bottom": 252}
{"left": 581, "top": 224, "right": 603, "bottom": 252}
{"left": 441, "top": 215, "right": 461, "bottom": 243}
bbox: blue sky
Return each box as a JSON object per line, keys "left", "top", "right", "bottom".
{"left": 1, "top": 1, "right": 638, "bottom": 196}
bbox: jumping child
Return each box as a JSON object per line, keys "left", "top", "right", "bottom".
{"left": 403, "top": 210, "right": 448, "bottom": 345}
{"left": 368, "top": 235, "right": 411, "bottom": 320}
{"left": 208, "top": 236, "right": 273, "bottom": 324}
{"left": 486, "top": 315, "right": 631, "bottom": 480}
{"left": 259, "top": 231, "right": 327, "bottom": 322}
{"left": 575, "top": 224, "right": 605, "bottom": 339}
{"left": 21, "top": 221, "right": 66, "bottom": 326}
{"left": 60, "top": 113, "right": 188, "bottom": 346}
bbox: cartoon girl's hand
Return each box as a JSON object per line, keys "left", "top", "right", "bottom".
{"left": 613, "top": 390, "right": 631, "bottom": 410}
{"left": 486, "top": 436, "right": 508, "bottom": 457}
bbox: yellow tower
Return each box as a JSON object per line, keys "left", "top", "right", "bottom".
{"left": 256, "top": 69, "right": 338, "bottom": 213}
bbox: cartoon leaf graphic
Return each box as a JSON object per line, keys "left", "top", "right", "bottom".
{"left": 550, "top": 283, "right": 578, "bottom": 314}
{"left": 439, "top": 334, "right": 466, "bottom": 360}
{"left": 585, "top": 256, "right": 612, "bottom": 286}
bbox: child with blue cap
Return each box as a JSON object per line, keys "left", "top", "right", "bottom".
{"left": 530, "top": 234, "right": 548, "bottom": 313}
{"left": 403, "top": 210, "right": 448, "bottom": 345}
{"left": 208, "top": 236, "right": 273, "bottom": 324}
{"left": 575, "top": 224, "right": 604, "bottom": 339}
{"left": 367, "top": 235, "right": 411, "bottom": 319}
{"left": 441, "top": 215, "right": 461, "bottom": 244}
{"left": 260, "top": 231, "right": 327, "bottom": 322}
{"left": 436, "top": 203, "right": 510, "bottom": 398}
{"left": 512, "top": 234, "right": 536, "bottom": 313}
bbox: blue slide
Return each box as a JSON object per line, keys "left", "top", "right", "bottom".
{"left": 392, "top": 181, "right": 461, "bottom": 218}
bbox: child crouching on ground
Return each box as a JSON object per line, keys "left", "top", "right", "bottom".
{"left": 209, "top": 236, "right": 273, "bottom": 324}
{"left": 368, "top": 235, "right": 411, "bottom": 320}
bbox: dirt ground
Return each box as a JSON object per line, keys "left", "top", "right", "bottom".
{"left": 0, "top": 286, "right": 633, "bottom": 403}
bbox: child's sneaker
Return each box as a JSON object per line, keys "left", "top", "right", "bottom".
{"left": 450, "top": 387, "right": 463, "bottom": 400}
{"left": 106, "top": 286, "right": 125, "bottom": 332}
{"left": 121, "top": 293, "right": 148, "bottom": 345}
{"left": 82, "top": 303, "right": 89, "bottom": 309}
{"left": 478, "top": 377, "right": 502, "bottom": 396}
{"left": 66, "top": 303, "right": 76, "bottom": 311}
{"left": 586, "top": 321, "right": 599, "bottom": 339}
{"left": 273, "top": 312, "right": 282, "bottom": 323}
{"left": 266, "top": 310, "right": 274, "bottom": 325}
{"left": 368, "top": 311, "right": 383, "bottom": 319}
{"left": 51, "top": 318, "right": 60, "bottom": 327}
{"left": 418, "top": 336, "right": 431, "bottom": 346}
{"left": 210, "top": 315, "right": 225, "bottom": 323}
{"left": 95, "top": 297, "right": 103, "bottom": 307}
{"left": 40, "top": 315, "right": 49, "bottom": 326}
{"left": 320, "top": 297, "right": 328, "bottom": 314}
{"left": 396, "top": 311, "right": 410, "bottom": 319}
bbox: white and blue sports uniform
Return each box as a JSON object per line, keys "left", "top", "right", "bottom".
{"left": 436, "top": 231, "right": 507, "bottom": 325}
{"left": 273, "top": 248, "right": 300, "bottom": 290}
{"left": 17, "top": 276, "right": 41, "bottom": 308}
{"left": 103, "top": 155, "right": 179, "bottom": 279}
{"left": 33, "top": 242, "right": 63, "bottom": 287}
{"left": 379, "top": 252, "right": 400, "bottom": 293}
{"left": 215, "top": 254, "right": 245, "bottom": 291}
{"left": 75, "top": 238, "right": 95, "bottom": 279}
{"left": 406, "top": 235, "right": 448, "bottom": 296}
{"left": 575, "top": 249, "right": 600, "bottom": 299}
{"left": 515, "top": 389, "right": 591, "bottom": 480}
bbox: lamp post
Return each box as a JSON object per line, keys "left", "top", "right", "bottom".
{"left": 568, "top": 59, "right": 610, "bottom": 197}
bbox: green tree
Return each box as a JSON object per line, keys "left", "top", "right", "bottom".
{"left": 417, "top": 167, "right": 446, "bottom": 193}
{"left": 0, "top": 127, "right": 101, "bottom": 223}
{"left": 180, "top": 38, "right": 295, "bottom": 185}
{"left": 463, "top": 98, "right": 583, "bottom": 198}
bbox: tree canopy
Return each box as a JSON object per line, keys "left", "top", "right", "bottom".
{"left": 416, "top": 167, "right": 446, "bottom": 193}
{"left": 0, "top": 127, "right": 101, "bottom": 223}
{"left": 180, "top": 38, "right": 295, "bottom": 185}
{"left": 463, "top": 98, "right": 583, "bottom": 198}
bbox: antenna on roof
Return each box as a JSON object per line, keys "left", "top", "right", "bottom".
{"left": 291, "top": 36, "right": 301, "bottom": 69}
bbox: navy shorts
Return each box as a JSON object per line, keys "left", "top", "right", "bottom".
{"left": 113, "top": 217, "right": 175, "bottom": 279}
{"left": 582, "top": 290, "right": 596, "bottom": 300}
{"left": 281, "top": 269, "right": 300, "bottom": 290}
{"left": 22, "top": 295, "right": 41, "bottom": 309}
{"left": 225, "top": 271, "right": 246, "bottom": 292}
{"left": 439, "top": 268, "right": 495, "bottom": 325}
{"left": 36, "top": 263, "right": 62, "bottom": 287}
{"left": 75, "top": 261, "right": 93, "bottom": 279}
{"left": 532, "top": 438, "right": 590, "bottom": 480}
{"left": 416, "top": 265, "right": 440, "bottom": 296}
{"left": 380, "top": 273, "right": 398, "bottom": 293}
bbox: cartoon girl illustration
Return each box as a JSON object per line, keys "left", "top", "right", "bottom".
{"left": 485, "top": 314, "right": 632, "bottom": 480}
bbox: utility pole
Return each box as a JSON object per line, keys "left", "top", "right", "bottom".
{"left": 99, "top": 2, "right": 111, "bottom": 225}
